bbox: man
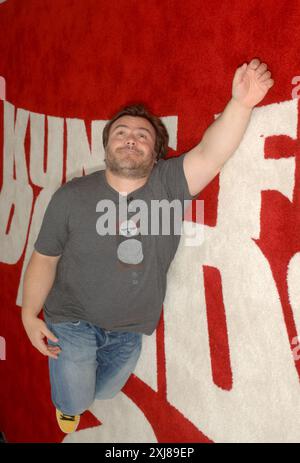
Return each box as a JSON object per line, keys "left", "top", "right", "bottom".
{"left": 22, "top": 58, "right": 274, "bottom": 433}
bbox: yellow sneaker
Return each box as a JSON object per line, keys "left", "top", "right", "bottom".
{"left": 56, "top": 408, "right": 80, "bottom": 434}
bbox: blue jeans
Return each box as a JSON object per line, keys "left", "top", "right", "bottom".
{"left": 45, "top": 318, "right": 143, "bottom": 416}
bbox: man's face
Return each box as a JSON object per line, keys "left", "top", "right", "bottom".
{"left": 105, "top": 115, "right": 157, "bottom": 178}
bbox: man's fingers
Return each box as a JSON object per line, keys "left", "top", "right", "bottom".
{"left": 45, "top": 341, "right": 61, "bottom": 358}
{"left": 259, "top": 70, "right": 271, "bottom": 81}
{"left": 36, "top": 340, "right": 59, "bottom": 359}
{"left": 43, "top": 327, "right": 59, "bottom": 343}
{"left": 48, "top": 345, "right": 61, "bottom": 352}
{"left": 249, "top": 58, "right": 261, "bottom": 69}
{"left": 48, "top": 346, "right": 61, "bottom": 356}
{"left": 46, "top": 350, "right": 60, "bottom": 359}
{"left": 256, "top": 62, "right": 268, "bottom": 77}
{"left": 247, "top": 59, "right": 273, "bottom": 87}
{"left": 265, "top": 78, "right": 274, "bottom": 87}
{"left": 44, "top": 344, "right": 60, "bottom": 359}
{"left": 260, "top": 78, "right": 274, "bottom": 88}
{"left": 36, "top": 328, "right": 60, "bottom": 358}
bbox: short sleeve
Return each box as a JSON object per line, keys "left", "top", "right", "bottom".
{"left": 34, "top": 184, "right": 71, "bottom": 256}
{"left": 156, "top": 153, "right": 198, "bottom": 203}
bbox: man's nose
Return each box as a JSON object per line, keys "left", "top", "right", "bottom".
{"left": 126, "top": 136, "right": 136, "bottom": 147}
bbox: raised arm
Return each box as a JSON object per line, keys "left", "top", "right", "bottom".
{"left": 183, "top": 58, "right": 274, "bottom": 196}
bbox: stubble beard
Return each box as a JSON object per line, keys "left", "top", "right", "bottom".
{"left": 104, "top": 146, "right": 156, "bottom": 179}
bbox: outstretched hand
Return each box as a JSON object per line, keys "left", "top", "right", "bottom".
{"left": 232, "top": 58, "right": 274, "bottom": 109}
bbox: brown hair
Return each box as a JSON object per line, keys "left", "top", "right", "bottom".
{"left": 102, "top": 103, "right": 169, "bottom": 161}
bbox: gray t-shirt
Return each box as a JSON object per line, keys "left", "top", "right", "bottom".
{"left": 34, "top": 153, "right": 196, "bottom": 335}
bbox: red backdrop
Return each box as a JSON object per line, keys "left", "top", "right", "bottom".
{"left": 1, "top": 0, "right": 300, "bottom": 443}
